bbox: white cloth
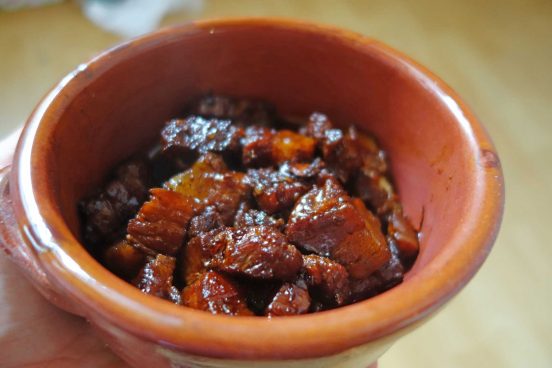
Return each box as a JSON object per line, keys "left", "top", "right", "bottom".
{"left": 81, "top": 0, "right": 203, "bottom": 38}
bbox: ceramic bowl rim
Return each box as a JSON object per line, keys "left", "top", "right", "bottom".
{"left": 10, "top": 18, "right": 504, "bottom": 360}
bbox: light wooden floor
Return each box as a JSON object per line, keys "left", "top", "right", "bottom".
{"left": 1, "top": 1, "right": 551, "bottom": 367}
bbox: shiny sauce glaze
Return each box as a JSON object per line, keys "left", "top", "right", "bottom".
{"left": 79, "top": 95, "right": 419, "bottom": 316}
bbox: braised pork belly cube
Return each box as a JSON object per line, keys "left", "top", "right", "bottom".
{"left": 285, "top": 178, "right": 358, "bottom": 255}
{"left": 103, "top": 239, "right": 146, "bottom": 280}
{"left": 180, "top": 235, "right": 207, "bottom": 285}
{"left": 112, "top": 158, "right": 151, "bottom": 207}
{"left": 271, "top": 130, "right": 316, "bottom": 165}
{"left": 189, "top": 94, "right": 275, "bottom": 127}
{"left": 247, "top": 168, "right": 310, "bottom": 215}
{"left": 342, "top": 126, "right": 388, "bottom": 185}
{"left": 279, "top": 158, "right": 325, "bottom": 179}
{"left": 286, "top": 178, "right": 391, "bottom": 279}
{"left": 349, "top": 240, "right": 405, "bottom": 301}
{"left": 161, "top": 116, "right": 243, "bottom": 157}
{"left": 339, "top": 198, "right": 392, "bottom": 279}
{"left": 181, "top": 271, "right": 253, "bottom": 316}
{"left": 301, "top": 112, "right": 361, "bottom": 183}
{"left": 233, "top": 202, "right": 285, "bottom": 230}
{"left": 319, "top": 127, "right": 366, "bottom": 184}
{"left": 386, "top": 207, "right": 419, "bottom": 269}
{"left": 127, "top": 188, "right": 199, "bottom": 256}
{"left": 242, "top": 127, "right": 316, "bottom": 168}
{"left": 198, "top": 226, "right": 303, "bottom": 281}
{"left": 354, "top": 172, "right": 397, "bottom": 215}
{"left": 134, "top": 254, "right": 180, "bottom": 303}
{"left": 302, "top": 112, "right": 387, "bottom": 185}
{"left": 265, "top": 280, "right": 311, "bottom": 317}
{"left": 80, "top": 158, "right": 150, "bottom": 246}
{"left": 299, "top": 112, "right": 333, "bottom": 141}
{"left": 80, "top": 195, "right": 122, "bottom": 247}
{"left": 241, "top": 125, "right": 276, "bottom": 167}
{"left": 301, "top": 254, "right": 350, "bottom": 306}
{"left": 354, "top": 170, "right": 419, "bottom": 267}
{"left": 105, "top": 158, "right": 151, "bottom": 223}
{"left": 187, "top": 206, "right": 224, "bottom": 238}
{"left": 164, "top": 153, "right": 251, "bottom": 224}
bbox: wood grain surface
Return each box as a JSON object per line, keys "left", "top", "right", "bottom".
{"left": 0, "top": 1, "right": 550, "bottom": 367}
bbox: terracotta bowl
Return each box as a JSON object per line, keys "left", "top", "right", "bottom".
{"left": 0, "top": 18, "right": 504, "bottom": 368}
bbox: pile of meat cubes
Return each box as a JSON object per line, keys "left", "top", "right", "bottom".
{"left": 80, "top": 95, "right": 419, "bottom": 317}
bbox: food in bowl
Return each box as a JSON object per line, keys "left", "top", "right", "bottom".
{"left": 79, "top": 94, "right": 419, "bottom": 317}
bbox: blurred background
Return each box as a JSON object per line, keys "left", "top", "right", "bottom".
{"left": 0, "top": 1, "right": 550, "bottom": 367}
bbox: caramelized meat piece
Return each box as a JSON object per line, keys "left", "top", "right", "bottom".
{"left": 265, "top": 280, "right": 311, "bottom": 317}
{"left": 279, "top": 158, "right": 325, "bottom": 179}
{"left": 302, "top": 114, "right": 385, "bottom": 184}
{"left": 105, "top": 158, "right": 151, "bottom": 222}
{"left": 301, "top": 255, "right": 350, "bottom": 306}
{"left": 300, "top": 112, "right": 333, "bottom": 141}
{"left": 134, "top": 254, "right": 179, "bottom": 303}
{"left": 80, "top": 158, "right": 150, "bottom": 246}
{"left": 241, "top": 125, "right": 275, "bottom": 167}
{"left": 387, "top": 208, "right": 419, "bottom": 268}
{"left": 349, "top": 240, "right": 404, "bottom": 301}
{"left": 354, "top": 173, "right": 397, "bottom": 215}
{"left": 113, "top": 158, "right": 151, "bottom": 206}
{"left": 81, "top": 196, "right": 122, "bottom": 247}
{"left": 104, "top": 240, "right": 146, "bottom": 280}
{"left": 241, "top": 128, "right": 316, "bottom": 167}
{"left": 180, "top": 235, "right": 207, "bottom": 285}
{"left": 286, "top": 178, "right": 360, "bottom": 255}
{"left": 247, "top": 168, "right": 310, "bottom": 215}
{"left": 336, "top": 198, "right": 392, "bottom": 279}
{"left": 199, "top": 226, "right": 303, "bottom": 280}
{"left": 165, "top": 153, "right": 250, "bottom": 224}
{"left": 354, "top": 159, "right": 419, "bottom": 268}
{"left": 271, "top": 130, "right": 316, "bottom": 165}
{"left": 167, "top": 150, "right": 228, "bottom": 178}
{"left": 357, "top": 143, "right": 387, "bottom": 174}
{"left": 320, "top": 127, "right": 364, "bottom": 183}
{"left": 181, "top": 271, "right": 253, "bottom": 316}
{"left": 188, "top": 206, "right": 224, "bottom": 238}
{"left": 352, "top": 130, "right": 393, "bottom": 215}
{"left": 286, "top": 178, "right": 391, "bottom": 279}
{"left": 234, "top": 203, "right": 285, "bottom": 230}
{"left": 127, "top": 188, "right": 199, "bottom": 255}
{"left": 190, "top": 94, "right": 275, "bottom": 126}
{"left": 161, "top": 116, "right": 243, "bottom": 157}
{"left": 351, "top": 128, "right": 387, "bottom": 175}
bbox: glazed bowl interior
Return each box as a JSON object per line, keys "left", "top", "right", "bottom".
{"left": 12, "top": 19, "right": 503, "bottom": 359}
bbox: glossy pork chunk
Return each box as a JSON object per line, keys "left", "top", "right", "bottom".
{"left": 189, "top": 226, "right": 303, "bottom": 280}
{"left": 80, "top": 158, "right": 150, "bottom": 247}
{"left": 247, "top": 167, "right": 310, "bottom": 215}
{"left": 286, "top": 178, "right": 391, "bottom": 279}
{"left": 181, "top": 271, "right": 253, "bottom": 316}
{"left": 80, "top": 95, "right": 419, "bottom": 317}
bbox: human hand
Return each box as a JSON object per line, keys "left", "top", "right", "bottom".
{"left": 0, "top": 128, "right": 127, "bottom": 367}
{"left": 0, "top": 252, "right": 127, "bottom": 368}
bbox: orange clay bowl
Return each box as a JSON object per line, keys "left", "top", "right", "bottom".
{"left": 0, "top": 18, "right": 504, "bottom": 368}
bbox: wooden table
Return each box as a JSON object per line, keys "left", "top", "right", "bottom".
{"left": 1, "top": 1, "right": 550, "bottom": 367}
